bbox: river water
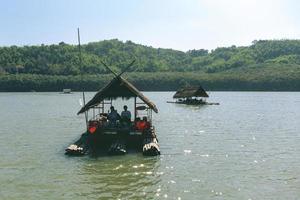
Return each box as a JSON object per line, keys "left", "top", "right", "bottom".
{"left": 0, "top": 92, "right": 299, "bottom": 200}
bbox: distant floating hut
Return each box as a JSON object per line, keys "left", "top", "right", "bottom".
{"left": 168, "top": 86, "right": 219, "bottom": 105}
{"left": 174, "top": 86, "right": 209, "bottom": 99}
{"left": 66, "top": 73, "right": 160, "bottom": 156}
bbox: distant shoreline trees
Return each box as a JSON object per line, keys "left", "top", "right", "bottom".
{"left": 0, "top": 39, "right": 300, "bottom": 91}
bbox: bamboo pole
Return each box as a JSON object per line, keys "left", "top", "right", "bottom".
{"left": 77, "top": 28, "right": 88, "bottom": 130}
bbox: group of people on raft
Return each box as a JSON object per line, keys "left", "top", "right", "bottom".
{"left": 105, "top": 105, "right": 150, "bottom": 131}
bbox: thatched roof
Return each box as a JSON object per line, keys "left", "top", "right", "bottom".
{"left": 173, "top": 86, "right": 209, "bottom": 98}
{"left": 77, "top": 76, "right": 158, "bottom": 114}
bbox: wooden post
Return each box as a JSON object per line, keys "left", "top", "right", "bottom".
{"left": 134, "top": 97, "right": 137, "bottom": 121}
{"left": 77, "top": 28, "right": 88, "bottom": 130}
{"left": 102, "top": 101, "right": 104, "bottom": 113}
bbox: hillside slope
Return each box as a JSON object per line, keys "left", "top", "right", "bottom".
{"left": 0, "top": 39, "right": 300, "bottom": 91}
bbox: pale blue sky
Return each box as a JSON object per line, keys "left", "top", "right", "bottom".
{"left": 1, "top": 0, "right": 300, "bottom": 50}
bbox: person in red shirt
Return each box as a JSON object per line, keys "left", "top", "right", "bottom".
{"left": 136, "top": 117, "right": 150, "bottom": 131}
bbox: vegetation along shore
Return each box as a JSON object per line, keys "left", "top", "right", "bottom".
{"left": 1, "top": 39, "right": 300, "bottom": 91}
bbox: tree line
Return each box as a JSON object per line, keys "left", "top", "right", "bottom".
{"left": 0, "top": 39, "right": 300, "bottom": 91}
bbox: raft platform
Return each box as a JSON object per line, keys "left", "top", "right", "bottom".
{"left": 65, "top": 126, "right": 160, "bottom": 156}
{"left": 166, "top": 101, "right": 219, "bottom": 105}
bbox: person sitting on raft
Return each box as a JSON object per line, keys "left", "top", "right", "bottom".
{"left": 107, "top": 106, "right": 121, "bottom": 127}
{"left": 135, "top": 117, "right": 150, "bottom": 131}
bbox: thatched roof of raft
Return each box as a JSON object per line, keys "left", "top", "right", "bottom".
{"left": 173, "top": 86, "right": 209, "bottom": 98}
{"left": 77, "top": 76, "right": 158, "bottom": 114}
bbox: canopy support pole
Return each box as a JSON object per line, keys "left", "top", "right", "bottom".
{"left": 77, "top": 28, "right": 88, "bottom": 130}
{"left": 134, "top": 97, "right": 137, "bottom": 121}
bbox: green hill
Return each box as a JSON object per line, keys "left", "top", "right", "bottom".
{"left": 0, "top": 39, "right": 300, "bottom": 91}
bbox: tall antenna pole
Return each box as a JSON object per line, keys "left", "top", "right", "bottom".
{"left": 77, "top": 28, "right": 88, "bottom": 130}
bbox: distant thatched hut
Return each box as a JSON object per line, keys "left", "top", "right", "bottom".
{"left": 173, "top": 86, "right": 209, "bottom": 99}
{"left": 167, "top": 86, "right": 212, "bottom": 105}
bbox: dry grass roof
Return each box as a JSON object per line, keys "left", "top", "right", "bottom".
{"left": 173, "top": 86, "right": 209, "bottom": 98}
{"left": 78, "top": 76, "right": 158, "bottom": 114}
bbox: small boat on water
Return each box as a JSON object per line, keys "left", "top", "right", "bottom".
{"left": 167, "top": 86, "right": 219, "bottom": 105}
{"left": 66, "top": 71, "right": 160, "bottom": 156}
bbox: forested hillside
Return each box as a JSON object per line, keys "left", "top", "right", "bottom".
{"left": 0, "top": 39, "right": 300, "bottom": 91}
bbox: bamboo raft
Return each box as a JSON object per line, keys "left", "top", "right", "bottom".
{"left": 168, "top": 86, "right": 219, "bottom": 105}
{"left": 66, "top": 59, "right": 160, "bottom": 157}
{"left": 166, "top": 101, "right": 219, "bottom": 105}
{"left": 66, "top": 126, "right": 160, "bottom": 156}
